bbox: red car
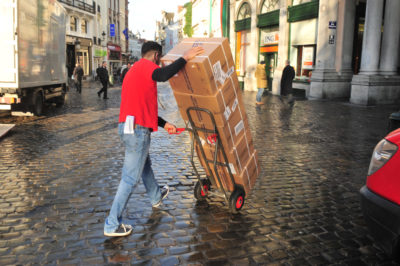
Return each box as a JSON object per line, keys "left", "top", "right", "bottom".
{"left": 360, "top": 128, "right": 400, "bottom": 261}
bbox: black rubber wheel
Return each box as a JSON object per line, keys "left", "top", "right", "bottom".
{"left": 194, "top": 180, "right": 210, "bottom": 201}
{"left": 229, "top": 186, "right": 245, "bottom": 214}
{"left": 33, "top": 92, "right": 43, "bottom": 116}
{"left": 55, "top": 94, "right": 65, "bottom": 107}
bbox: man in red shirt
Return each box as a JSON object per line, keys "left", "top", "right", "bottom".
{"left": 104, "top": 41, "right": 203, "bottom": 237}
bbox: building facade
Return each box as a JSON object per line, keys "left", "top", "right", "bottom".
{"left": 228, "top": 0, "right": 400, "bottom": 105}
{"left": 59, "top": 0, "right": 97, "bottom": 79}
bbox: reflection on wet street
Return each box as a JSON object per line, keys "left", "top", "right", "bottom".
{"left": 0, "top": 81, "right": 398, "bottom": 264}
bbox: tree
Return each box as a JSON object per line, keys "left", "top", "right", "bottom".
{"left": 183, "top": 2, "right": 193, "bottom": 37}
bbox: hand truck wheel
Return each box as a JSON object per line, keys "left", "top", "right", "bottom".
{"left": 229, "top": 186, "right": 245, "bottom": 214}
{"left": 194, "top": 179, "right": 210, "bottom": 201}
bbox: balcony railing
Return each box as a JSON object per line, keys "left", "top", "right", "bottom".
{"left": 58, "top": 0, "right": 95, "bottom": 14}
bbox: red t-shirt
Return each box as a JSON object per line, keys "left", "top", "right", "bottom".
{"left": 119, "top": 59, "right": 160, "bottom": 131}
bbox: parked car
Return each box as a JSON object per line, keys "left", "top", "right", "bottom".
{"left": 360, "top": 128, "right": 400, "bottom": 261}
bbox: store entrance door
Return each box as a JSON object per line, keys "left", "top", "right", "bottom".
{"left": 264, "top": 52, "right": 277, "bottom": 90}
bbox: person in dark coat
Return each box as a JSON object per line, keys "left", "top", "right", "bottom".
{"left": 73, "top": 63, "right": 84, "bottom": 94}
{"left": 121, "top": 62, "right": 132, "bottom": 83}
{"left": 280, "top": 60, "right": 295, "bottom": 105}
{"left": 97, "top": 61, "right": 109, "bottom": 99}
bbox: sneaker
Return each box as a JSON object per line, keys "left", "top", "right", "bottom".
{"left": 104, "top": 224, "right": 133, "bottom": 237}
{"left": 152, "top": 185, "right": 169, "bottom": 208}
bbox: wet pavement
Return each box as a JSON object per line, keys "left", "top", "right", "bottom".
{"left": 0, "top": 80, "right": 399, "bottom": 265}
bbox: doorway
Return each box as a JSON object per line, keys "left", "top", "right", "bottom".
{"left": 263, "top": 52, "right": 277, "bottom": 91}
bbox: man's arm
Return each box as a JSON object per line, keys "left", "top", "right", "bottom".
{"left": 152, "top": 46, "right": 204, "bottom": 82}
{"left": 152, "top": 58, "right": 187, "bottom": 82}
{"left": 158, "top": 116, "right": 176, "bottom": 134}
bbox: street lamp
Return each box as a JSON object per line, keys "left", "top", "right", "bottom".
{"left": 75, "top": 38, "right": 81, "bottom": 49}
{"left": 102, "top": 31, "right": 106, "bottom": 41}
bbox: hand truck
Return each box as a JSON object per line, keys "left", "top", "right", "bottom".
{"left": 170, "top": 106, "right": 246, "bottom": 213}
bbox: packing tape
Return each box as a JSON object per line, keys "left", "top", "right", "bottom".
{"left": 219, "top": 44, "right": 257, "bottom": 174}
{"left": 205, "top": 56, "right": 243, "bottom": 173}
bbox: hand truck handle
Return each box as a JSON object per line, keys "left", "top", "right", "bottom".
{"left": 168, "top": 128, "right": 186, "bottom": 135}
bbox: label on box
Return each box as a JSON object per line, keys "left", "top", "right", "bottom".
{"left": 224, "top": 106, "right": 231, "bottom": 120}
{"left": 229, "top": 163, "right": 236, "bottom": 175}
{"left": 213, "top": 61, "right": 226, "bottom": 85}
{"left": 232, "top": 98, "right": 238, "bottom": 112}
{"left": 226, "top": 66, "right": 234, "bottom": 77}
{"left": 234, "top": 120, "right": 244, "bottom": 136}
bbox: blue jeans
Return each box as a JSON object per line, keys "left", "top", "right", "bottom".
{"left": 256, "top": 88, "right": 265, "bottom": 102}
{"left": 104, "top": 123, "right": 162, "bottom": 234}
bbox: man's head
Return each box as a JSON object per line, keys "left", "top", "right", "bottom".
{"left": 76, "top": 63, "right": 80, "bottom": 67}
{"left": 127, "top": 62, "right": 132, "bottom": 68}
{"left": 285, "top": 60, "right": 290, "bottom": 66}
{"left": 260, "top": 60, "right": 265, "bottom": 65}
{"left": 141, "top": 41, "right": 163, "bottom": 64}
{"left": 102, "top": 61, "right": 107, "bottom": 67}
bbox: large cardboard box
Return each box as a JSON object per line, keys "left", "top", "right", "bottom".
{"left": 162, "top": 37, "right": 260, "bottom": 196}
{"left": 174, "top": 80, "right": 249, "bottom": 150}
{"left": 161, "top": 38, "right": 238, "bottom": 96}
{"left": 196, "top": 147, "right": 260, "bottom": 196}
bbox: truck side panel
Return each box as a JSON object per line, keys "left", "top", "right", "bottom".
{"left": 18, "top": 0, "right": 67, "bottom": 88}
{"left": 0, "top": 0, "right": 18, "bottom": 88}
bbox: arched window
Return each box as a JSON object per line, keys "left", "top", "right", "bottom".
{"left": 260, "top": 0, "right": 279, "bottom": 13}
{"left": 81, "top": 20, "right": 87, "bottom": 34}
{"left": 70, "top": 16, "right": 77, "bottom": 32}
{"left": 237, "top": 3, "right": 251, "bottom": 20}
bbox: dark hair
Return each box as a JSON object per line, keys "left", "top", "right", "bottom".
{"left": 141, "top": 41, "right": 162, "bottom": 57}
{"left": 260, "top": 60, "right": 265, "bottom": 64}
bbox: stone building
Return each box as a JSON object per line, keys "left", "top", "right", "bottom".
{"left": 59, "top": 0, "right": 97, "bottom": 78}
{"left": 228, "top": 0, "right": 400, "bottom": 105}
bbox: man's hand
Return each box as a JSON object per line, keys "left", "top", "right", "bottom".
{"left": 183, "top": 47, "right": 204, "bottom": 61}
{"left": 164, "top": 122, "right": 177, "bottom": 134}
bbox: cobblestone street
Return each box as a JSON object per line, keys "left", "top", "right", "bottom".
{"left": 0, "top": 81, "right": 399, "bottom": 265}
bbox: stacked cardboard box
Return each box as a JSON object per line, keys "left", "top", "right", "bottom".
{"left": 161, "top": 38, "right": 259, "bottom": 196}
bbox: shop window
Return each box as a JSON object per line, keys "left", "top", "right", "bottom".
{"left": 293, "top": 45, "right": 315, "bottom": 81}
{"left": 261, "top": 0, "right": 279, "bottom": 13}
{"left": 70, "top": 16, "right": 77, "bottom": 32}
{"left": 81, "top": 20, "right": 87, "bottom": 34}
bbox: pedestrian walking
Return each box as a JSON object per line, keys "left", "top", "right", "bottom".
{"left": 120, "top": 62, "right": 131, "bottom": 83}
{"left": 255, "top": 61, "right": 267, "bottom": 105}
{"left": 73, "top": 63, "right": 84, "bottom": 94}
{"left": 97, "top": 61, "right": 109, "bottom": 99}
{"left": 280, "top": 60, "right": 296, "bottom": 105}
{"left": 103, "top": 41, "right": 204, "bottom": 237}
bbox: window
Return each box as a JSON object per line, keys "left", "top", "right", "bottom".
{"left": 93, "top": 36, "right": 97, "bottom": 45}
{"left": 81, "top": 20, "right": 87, "bottom": 34}
{"left": 293, "top": 45, "right": 315, "bottom": 80}
{"left": 261, "top": 0, "right": 279, "bottom": 13}
{"left": 70, "top": 16, "right": 77, "bottom": 31}
{"left": 237, "top": 3, "right": 251, "bottom": 20}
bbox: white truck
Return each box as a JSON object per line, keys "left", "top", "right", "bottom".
{"left": 0, "top": 0, "right": 67, "bottom": 115}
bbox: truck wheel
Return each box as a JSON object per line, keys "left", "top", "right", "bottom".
{"left": 33, "top": 91, "right": 44, "bottom": 116}
{"left": 55, "top": 94, "right": 65, "bottom": 107}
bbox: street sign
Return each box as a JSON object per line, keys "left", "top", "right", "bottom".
{"left": 329, "top": 21, "right": 336, "bottom": 29}
{"left": 329, "top": 34, "right": 335, "bottom": 44}
{"left": 110, "top": 24, "right": 115, "bottom": 37}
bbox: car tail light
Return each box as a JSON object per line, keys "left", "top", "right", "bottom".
{"left": 368, "top": 139, "right": 398, "bottom": 176}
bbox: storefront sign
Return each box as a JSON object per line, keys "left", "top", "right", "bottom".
{"left": 95, "top": 49, "right": 107, "bottom": 57}
{"left": 302, "top": 46, "right": 314, "bottom": 69}
{"left": 262, "top": 31, "right": 279, "bottom": 45}
{"left": 329, "top": 21, "right": 336, "bottom": 29}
